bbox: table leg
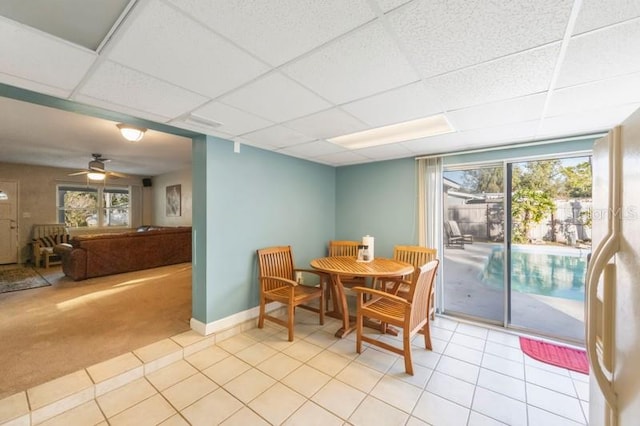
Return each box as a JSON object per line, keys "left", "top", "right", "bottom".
{"left": 324, "top": 274, "right": 356, "bottom": 338}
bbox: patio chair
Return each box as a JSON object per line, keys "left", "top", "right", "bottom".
{"left": 256, "top": 246, "right": 325, "bottom": 341}
{"left": 445, "top": 220, "right": 473, "bottom": 248}
{"left": 353, "top": 260, "right": 439, "bottom": 375}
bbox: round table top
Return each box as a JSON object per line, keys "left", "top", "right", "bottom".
{"left": 310, "top": 256, "right": 414, "bottom": 277}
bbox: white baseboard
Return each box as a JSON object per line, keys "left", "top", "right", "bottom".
{"left": 190, "top": 302, "right": 283, "bottom": 336}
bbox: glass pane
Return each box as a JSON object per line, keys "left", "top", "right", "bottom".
{"left": 103, "top": 208, "right": 129, "bottom": 226}
{"left": 442, "top": 166, "right": 505, "bottom": 323}
{"left": 509, "top": 157, "right": 591, "bottom": 342}
{"left": 103, "top": 188, "right": 129, "bottom": 227}
{"left": 61, "top": 189, "right": 98, "bottom": 228}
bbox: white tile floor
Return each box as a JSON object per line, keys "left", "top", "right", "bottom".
{"left": 0, "top": 311, "right": 589, "bottom": 425}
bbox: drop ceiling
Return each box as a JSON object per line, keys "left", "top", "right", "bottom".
{"left": 0, "top": 0, "right": 639, "bottom": 175}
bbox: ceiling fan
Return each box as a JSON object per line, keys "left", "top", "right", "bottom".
{"left": 68, "top": 153, "right": 127, "bottom": 181}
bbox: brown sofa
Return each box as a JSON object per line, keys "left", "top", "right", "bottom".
{"left": 54, "top": 227, "right": 192, "bottom": 281}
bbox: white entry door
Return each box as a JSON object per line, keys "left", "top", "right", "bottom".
{"left": 0, "top": 180, "right": 18, "bottom": 264}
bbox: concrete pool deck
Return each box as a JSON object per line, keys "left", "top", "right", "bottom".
{"left": 442, "top": 242, "right": 587, "bottom": 344}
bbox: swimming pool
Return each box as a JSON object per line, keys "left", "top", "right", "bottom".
{"left": 482, "top": 245, "right": 589, "bottom": 301}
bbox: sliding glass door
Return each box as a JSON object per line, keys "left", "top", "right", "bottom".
{"left": 442, "top": 164, "right": 505, "bottom": 324}
{"left": 440, "top": 155, "right": 591, "bottom": 342}
{"left": 508, "top": 157, "right": 591, "bottom": 341}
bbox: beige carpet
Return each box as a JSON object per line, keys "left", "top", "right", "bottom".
{"left": 0, "top": 263, "right": 192, "bottom": 400}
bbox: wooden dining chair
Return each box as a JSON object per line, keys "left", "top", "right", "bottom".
{"left": 352, "top": 260, "right": 439, "bottom": 375}
{"left": 327, "top": 240, "right": 366, "bottom": 288}
{"left": 256, "top": 246, "right": 325, "bottom": 341}
{"left": 328, "top": 240, "right": 360, "bottom": 257}
{"left": 382, "top": 245, "right": 438, "bottom": 319}
{"left": 327, "top": 240, "right": 367, "bottom": 307}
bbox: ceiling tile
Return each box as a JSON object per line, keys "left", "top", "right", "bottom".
{"left": 374, "top": 0, "right": 413, "bottom": 13}
{"left": 221, "top": 72, "right": 331, "bottom": 123}
{"left": 284, "top": 108, "right": 368, "bottom": 140}
{"left": 0, "top": 73, "right": 70, "bottom": 98}
{"left": 0, "top": 17, "right": 96, "bottom": 94}
{"left": 557, "top": 19, "right": 640, "bottom": 88}
{"left": 73, "top": 94, "right": 174, "bottom": 125}
{"left": 284, "top": 21, "right": 419, "bottom": 104}
{"left": 403, "top": 121, "right": 540, "bottom": 155}
{"left": 447, "top": 94, "right": 546, "bottom": 131}
{"left": 387, "top": 0, "right": 572, "bottom": 78}
{"left": 190, "top": 101, "right": 273, "bottom": 136}
{"left": 170, "top": 0, "right": 375, "bottom": 67}
{"left": 547, "top": 72, "right": 640, "bottom": 117}
{"left": 167, "top": 118, "right": 235, "bottom": 141}
{"left": 0, "top": 0, "right": 130, "bottom": 51}
{"left": 424, "top": 44, "right": 560, "bottom": 111}
{"left": 401, "top": 132, "right": 460, "bottom": 154}
{"left": 537, "top": 103, "right": 640, "bottom": 137}
{"left": 351, "top": 142, "right": 413, "bottom": 160}
{"left": 77, "top": 61, "right": 209, "bottom": 119}
{"left": 107, "top": 1, "right": 269, "bottom": 98}
{"left": 241, "top": 125, "right": 314, "bottom": 149}
{"left": 279, "top": 140, "right": 346, "bottom": 158}
{"left": 573, "top": 0, "right": 640, "bottom": 35}
{"left": 313, "top": 150, "right": 371, "bottom": 166}
{"left": 341, "top": 81, "right": 443, "bottom": 127}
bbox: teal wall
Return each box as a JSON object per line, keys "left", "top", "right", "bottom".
{"left": 197, "top": 137, "right": 335, "bottom": 322}
{"left": 335, "top": 157, "right": 418, "bottom": 258}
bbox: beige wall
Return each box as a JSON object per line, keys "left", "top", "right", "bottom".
{"left": 150, "top": 168, "right": 192, "bottom": 226}
{"left": 0, "top": 162, "right": 146, "bottom": 263}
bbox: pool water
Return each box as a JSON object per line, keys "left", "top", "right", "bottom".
{"left": 482, "top": 246, "right": 588, "bottom": 301}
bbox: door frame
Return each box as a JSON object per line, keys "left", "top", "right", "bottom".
{"left": 0, "top": 179, "right": 19, "bottom": 264}
{"left": 440, "top": 152, "right": 592, "bottom": 342}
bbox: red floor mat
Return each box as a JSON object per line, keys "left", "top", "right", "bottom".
{"left": 519, "top": 337, "right": 589, "bottom": 374}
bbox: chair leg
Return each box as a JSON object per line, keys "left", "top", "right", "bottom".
{"left": 356, "top": 310, "right": 363, "bottom": 354}
{"left": 403, "top": 331, "right": 414, "bottom": 375}
{"left": 319, "top": 287, "right": 325, "bottom": 325}
{"left": 287, "top": 304, "right": 295, "bottom": 342}
{"left": 258, "top": 296, "right": 266, "bottom": 329}
{"left": 423, "top": 323, "right": 432, "bottom": 350}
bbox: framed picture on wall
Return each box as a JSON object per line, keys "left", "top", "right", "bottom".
{"left": 166, "top": 184, "right": 181, "bottom": 217}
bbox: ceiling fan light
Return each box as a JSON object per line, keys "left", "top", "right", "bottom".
{"left": 87, "top": 172, "right": 106, "bottom": 181}
{"left": 117, "top": 123, "right": 146, "bottom": 142}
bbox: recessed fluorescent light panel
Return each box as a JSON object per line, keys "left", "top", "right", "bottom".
{"left": 328, "top": 114, "right": 454, "bottom": 149}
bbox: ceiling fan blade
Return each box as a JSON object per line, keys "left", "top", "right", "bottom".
{"left": 108, "top": 171, "right": 127, "bottom": 178}
{"left": 68, "top": 170, "right": 89, "bottom": 176}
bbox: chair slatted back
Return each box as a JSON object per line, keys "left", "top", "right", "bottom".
{"left": 406, "top": 260, "right": 439, "bottom": 331}
{"left": 257, "top": 246, "right": 295, "bottom": 292}
{"left": 448, "top": 220, "right": 462, "bottom": 237}
{"left": 32, "top": 224, "right": 68, "bottom": 240}
{"left": 393, "top": 245, "right": 437, "bottom": 281}
{"left": 328, "top": 240, "right": 359, "bottom": 257}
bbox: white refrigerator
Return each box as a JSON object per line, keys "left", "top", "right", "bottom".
{"left": 587, "top": 106, "right": 640, "bottom": 426}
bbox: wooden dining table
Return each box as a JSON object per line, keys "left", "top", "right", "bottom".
{"left": 310, "top": 256, "right": 414, "bottom": 338}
